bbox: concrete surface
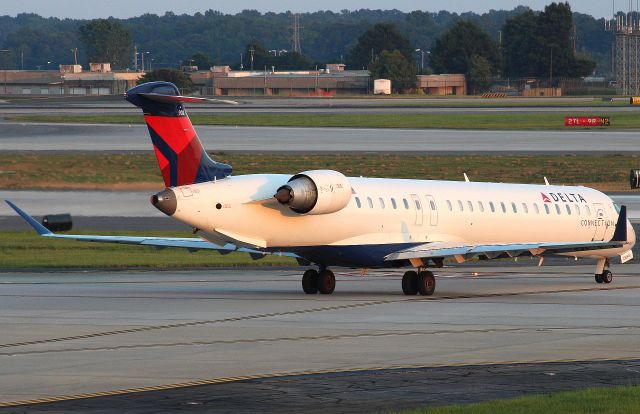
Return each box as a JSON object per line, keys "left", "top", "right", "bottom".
{"left": 2, "top": 360, "right": 640, "bottom": 413}
{"left": 1, "top": 265, "right": 640, "bottom": 408}
{"left": 1, "top": 122, "right": 640, "bottom": 152}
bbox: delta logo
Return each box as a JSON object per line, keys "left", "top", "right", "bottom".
{"left": 540, "top": 192, "right": 587, "bottom": 203}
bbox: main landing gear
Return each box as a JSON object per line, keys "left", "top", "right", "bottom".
{"left": 302, "top": 268, "right": 335, "bottom": 294}
{"left": 594, "top": 258, "right": 613, "bottom": 284}
{"left": 402, "top": 269, "right": 435, "bottom": 296}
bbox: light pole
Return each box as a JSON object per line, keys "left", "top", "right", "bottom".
{"left": 141, "top": 52, "right": 149, "bottom": 72}
{"left": 70, "top": 48, "right": 78, "bottom": 65}
{"left": 415, "top": 49, "right": 429, "bottom": 73}
{"left": 415, "top": 49, "right": 424, "bottom": 71}
{"left": 0, "top": 49, "right": 10, "bottom": 95}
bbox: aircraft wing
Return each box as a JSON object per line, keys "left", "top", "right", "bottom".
{"left": 5, "top": 200, "right": 299, "bottom": 260}
{"left": 386, "top": 206, "right": 629, "bottom": 262}
{"left": 384, "top": 240, "right": 625, "bottom": 262}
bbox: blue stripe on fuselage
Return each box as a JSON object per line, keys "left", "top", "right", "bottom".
{"left": 276, "top": 243, "right": 421, "bottom": 268}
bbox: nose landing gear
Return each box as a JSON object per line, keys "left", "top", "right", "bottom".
{"left": 594, "top": 258, "right": 613, "bottom": 284}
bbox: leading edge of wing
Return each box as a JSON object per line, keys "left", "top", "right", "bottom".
{"left": 5, "top": 200, "right": 299, "bottom": 258}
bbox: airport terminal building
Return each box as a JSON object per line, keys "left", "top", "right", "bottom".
{"left": 0, "top": 63, "right": 143, "bottom": 96}
{"left": 0, "top": 63, "right": 466, "bottom": 97}
{"left": 190, "top": 64, "right": 371, "bottom": 96}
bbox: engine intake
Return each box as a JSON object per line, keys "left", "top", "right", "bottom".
{"left": 274, "top": 170, "right": 352, "bottom": 215}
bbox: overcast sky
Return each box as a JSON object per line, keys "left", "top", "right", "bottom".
{"left": 0, "top": 1, "right": 625, "bottom": 20}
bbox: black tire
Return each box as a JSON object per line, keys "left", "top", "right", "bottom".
{"left": 601, "top": 270, "right": 613, "bottom": 284}
{"left": 417, "top": 271, "right": 436, "bottom": 296}
{"left": 595, "top": 274, "right": 603, "bottom": 284}
{"left": 302, "top": 269, "right": 319, "bottom": 294}
{"left": 317, "top": 269, "right": 336, "bottom": 294}
{"left": 402, "top": 271, "right": 418, "bottom": 295}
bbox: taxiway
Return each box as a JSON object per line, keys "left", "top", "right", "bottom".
{"left": 1, "top": 266, "right": 640, "bottom": 411}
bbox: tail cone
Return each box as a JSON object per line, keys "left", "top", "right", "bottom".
{"left": 151, "top": 189, "right": 177, "bottom": 216}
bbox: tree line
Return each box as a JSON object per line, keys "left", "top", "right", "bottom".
{"left": 0, "top": 3, "right": 608, "bottom": 86}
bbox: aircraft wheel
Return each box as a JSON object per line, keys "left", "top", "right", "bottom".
{"left": 595, "top": 274, "right": 603, "bottom": 284}
{"left": 402, "top": 271, "right": 418, "bottom": 295}
{"left": 302, "top": 269, "right": 319, "bottom": 294}
{"left": 317, "top": 269, "right": 336, "bottom": 294}
{"left": 417, "top": 271, "right": 436, "bottom": 296}
{"left": 601, "top": 269, "right": 613, "bottom": 284}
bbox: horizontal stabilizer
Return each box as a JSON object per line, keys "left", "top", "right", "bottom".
{"left": 138, "top": 93, "right": 238, "bottom": 105}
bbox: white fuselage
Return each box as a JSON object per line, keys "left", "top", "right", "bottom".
{"left": 167, "top": 174, "right": 635, "bottom": 266}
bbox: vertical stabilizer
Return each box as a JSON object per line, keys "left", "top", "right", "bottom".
{"left": 125, "top": 82, "right": 232, "bottom": 187}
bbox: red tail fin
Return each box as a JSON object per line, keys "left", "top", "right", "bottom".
{"left": 125, "top": 82, "right": 231, "bottom": 187}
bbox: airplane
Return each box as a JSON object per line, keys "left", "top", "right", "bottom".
{"left": 6, "top": 81, "right": 636, "bottom": 296}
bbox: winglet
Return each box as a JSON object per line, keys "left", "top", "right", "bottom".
{"left": 611, "top": 205, "right": 628, "bottom": 242}
{"left": 4, "top": 200, "right": 52, "bottom": 235}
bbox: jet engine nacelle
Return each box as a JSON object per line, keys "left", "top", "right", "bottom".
{"left": 274, "top": 170, "right": 352, "bottom": 215}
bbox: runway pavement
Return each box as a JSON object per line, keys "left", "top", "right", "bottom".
{"left": 1, "top": 122, "right": 639, "bottom": 153}
{"left": 0, "top": 95, "right": 636, "bottom": 115}
{"left": 1, "top": 266, "right": 640, "bottom": 412}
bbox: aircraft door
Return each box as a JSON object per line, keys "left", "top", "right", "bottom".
{"left": 426, "top": 195, "right": 438, "bottom": 226}
{"left": 410, "top": 194, "right": 423, "bottom": 225}
{"left": 592, "top": 203, "right": 606, "bottom": 241}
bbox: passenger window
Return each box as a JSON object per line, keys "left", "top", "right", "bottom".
{"left": 489, "top": 202, "right": 495, "bottom": 212}
{"left": 403, "top": 199, "right": 409, "bottom": 209}
{"left": 565, "top": 204, "right": 571, "bottom": 215}
{"left": 355, "top": 197, "right": 361, "bottom": 208}
{"left": 511, "top": 202, "right": 517, "bottom": 213}
{"left": 585, "top": 205, "right": 591, "bottom": 215}
{"left": 430, "top": 200, "right": 436, "bottom": 210}
{"left": 534, "top": 203, "right": 540, "bottom": 214}
{"left": 555, "top": 204, "right": 561, "bottom": 214}
{"left": 500, "top": 202, "right": 506, "bottom": 213}
{"left": 467, "top": 201, "right": 474, "bottom": 212}
{"left": 522, "top": 203, "right": 528, "bottom": 214}
{"left": 447, "top": 200, "right": 452, "bottom": 211}
{"left": 458, "top": 200, "right": 464, "bottom": 211}
{"left": 391, "top": 198, "right": 397, "bottom": 209}
{"left": 478, "top": 201, "right": 484, "bottom": 212}
{"left": 367, "top": 197, "right": 373, "bottom": 208}
{"left": 575, "top": 205, "right": 580, "bottom": 215}
{"left": 544, "top": 204, "right": 550, "bottom": 214}
{"left": 379, "top": 197, "right": 385, "bottom": 209}
{"left": 415, "top": 199, "right": 421, "bottom": 210}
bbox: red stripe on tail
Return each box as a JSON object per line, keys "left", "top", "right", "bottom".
{"left": 145, "top": 115, "right": 204, "bottom": 187}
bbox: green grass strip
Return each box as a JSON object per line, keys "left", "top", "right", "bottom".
{"left": 0, "top": 153, "right": 637, "bottom": 191}
{"left": 0, "top": 231, "right": 296, "bottom": 269}
{"left": 9, "top": 112, "right": 640, "bottom": 130}
{"left": 399, "top": 385, "right": 640, "bottom": 414}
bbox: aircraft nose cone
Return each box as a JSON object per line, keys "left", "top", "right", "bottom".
{"left": 151, "top": 189, "right": 177, "bottom": 216}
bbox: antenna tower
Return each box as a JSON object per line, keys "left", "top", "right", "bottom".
{"left": 292, "top": 13, "right": 302, "bottom": 54}
{"left": 608, "top": 0, "right": 640, "bottom": 94}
